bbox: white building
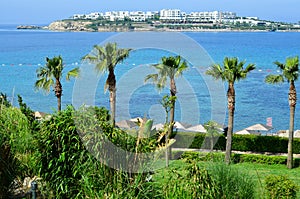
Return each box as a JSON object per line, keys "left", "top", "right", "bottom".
{"left": 185, "top": 11, "right": 236, "bottom": 23}
{"left": 160, "top": 9, "right": 184, "bottom": 22}
{"left": 129, "top": 11, "right": 145, "bottom": 22}
{"left": 72, "top": 14, "right": 85, "bottom": 20}
{"left": 221, "top": 12, "right": 237, "bottom": 20}
{"left": 103, "top": 11, "right": 129, "bottom": 21}
{"left": 86, "top": 12, "right": 102, "bottom": 20}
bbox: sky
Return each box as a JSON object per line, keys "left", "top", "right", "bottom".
{"left": 0, "top": 0, "right": 299, "bottom": 24}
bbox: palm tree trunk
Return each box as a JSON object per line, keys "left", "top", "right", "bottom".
{"left": 55, "top": 79, "right": 62, "bottom": 112}
{"left": 108, "top": 69, "right": 116, "bottom": 127}
{"left": 110, "top": 90, "right": 116, "bottom": 127}
{"left": 57, "top": 96, "right": 61, "bottom": 112}
{"left": 168, "top": 78, "right": 176, "bottom": 161}
{"left": 225, "top": 82, "right": 235, "bottom": 164}
{"left": 287, "top": 81, "right": 296, "bottom": 169}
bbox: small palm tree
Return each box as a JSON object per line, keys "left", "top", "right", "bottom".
{"left": 204, "top": 121, "right": 223, "bottom": 152}
{"left": 35, "top": 56, "right": 79, "bottom": 111}
{"left": 82, "top": 43, "right": 131, "bottom": 127}
{"left": 206, "top": 57, "right": 255, "bottom": 164}
{"left": 265, "top": 56, "right": 299, "bottom": 169}
{"left": 145, "top": 55, "right": 188, "bottom": 136}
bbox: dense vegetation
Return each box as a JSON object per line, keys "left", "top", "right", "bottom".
{"left": 0, "top": 102, "right": 299, "bottom": 198}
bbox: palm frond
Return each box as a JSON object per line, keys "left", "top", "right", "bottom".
{"left": 206, "top": 64, "right": 224, "bottom": 80}
{"left": 144, "top": 74, "right": 159, "bottom": 83}
{"left": 274, "top": 61, "right": 285, "bottom": 70}
{"left": 66, "top": 67, "right": 80, "bottom": 81}
{"left": 35, "top": 78, "right": 54, "bottom": 93}
{"left": 273, "top": 56, "right": 299, "bottom": 82}
{"left": 265, "top": 74, "right": 285, "bottom": 84}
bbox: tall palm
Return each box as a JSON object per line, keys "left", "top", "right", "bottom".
{"left": 82, "top": 42, "right": 131, "bottom": 127}
{"left": 265, "top": 56, "right": 299, "bottom": 169}
{"left": 35, "top": 56, "right": 79, "bottom": 111}
{"left": 145, "top": 55, "right": 188, "bottom": 145}
{"left": 206, "top": 57, "right": 255, "bottom": 164}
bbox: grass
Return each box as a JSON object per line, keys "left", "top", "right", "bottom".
{"left": 152, "top": 158, "right": 300, "bottom": 199}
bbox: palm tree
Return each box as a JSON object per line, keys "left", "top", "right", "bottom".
{"left": 204, "top": 121, "right": 223, "bottom": 152}
{"left": 265, "top": 56, "right": 299, "bottom": 169}
{"left": 206, "top": 57, "right": 255, "bottom": 164}
{"left": 145, "top": 55, "right": 188, "bottom": 163}
{"left": 82, "top": 42, "right": 131, "bottom": 127}
{"left": 35, "top": 56, "right": 79, "bottom": 111}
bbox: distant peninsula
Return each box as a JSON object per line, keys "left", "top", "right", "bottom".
{"left": 18, "top": 9, "right": 300, "bottom": 32}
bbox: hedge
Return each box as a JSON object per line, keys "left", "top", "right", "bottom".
{"left": 180, "top": 151, "right": 300, "bottom": 166}
{"left": 172, "top": 132, "right": 300, "bottom": 154}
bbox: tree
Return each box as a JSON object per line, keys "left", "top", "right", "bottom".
{"left": 35, "top": 56, "right": 80, "bottom": 111}
{"left": 82, "top": 43, "right": 131, "bottom": 127}
{"left": 145, "top": 55, "right": 188, "bottom": 135}
{"left": 204, "top": 121, "right": 223, "bottom": 152}
{"left": 206, "top": 57, "right": 255, "bottom": 164}
{"left": 160, "top": 94, "right": 177, "bottom": 167}
{"left": 265, "top": 56, "right": 299, "bottom": 169}
{"left": 145, "top": 55, "right": 188, "bottom": 164}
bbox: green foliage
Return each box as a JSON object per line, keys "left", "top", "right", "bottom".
{"left": 207, "top": 161, "right": 255, "bottom": 199}
{"left": 206, "top": 57, "right": 256, "bottom": 83}
{"left": 265, "top": 175, "right": 298, "bottom": 199}
{"left": 162, "top": 160, "right": 255, "bottom": 199}
{"left": 17, "top": 95, "right": 39, "bottom": 131}
{"left": 0, "top": 106, "right": 34, "bottom": 198}
{"left": 162, "top": 162, "right": 216, "bottom": 199}
{"left": 181, "top": 151, "right": 300, "bottom": 166}
{"left": 37, "top": 106, "right": 85, "bottom": 198}
{"left": 145, "top": 55, "right": 188, "bottom": 91}
{"left": 232, "top": 134, "right": 289, "bottom": 153}
{"left": 37, "top": 105, "right": 162, "bottom": 198}
{"left": 0, "top": 92, "right": 11, "bottom": 108}
{"left": 172, "top": 132, "right": 226, "bottom": 150}
{"left": 174, "top": 132, "right": 300, "bottom": 154}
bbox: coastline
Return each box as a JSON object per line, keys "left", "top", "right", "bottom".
{"left": 15, "top": 22, "right": 300, "bottom": 33}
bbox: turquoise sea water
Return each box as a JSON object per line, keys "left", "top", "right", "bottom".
{"left": 1, "top": 24, "right": 300, "bottom": 132}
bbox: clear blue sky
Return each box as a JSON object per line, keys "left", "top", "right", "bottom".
{"left": 0, "top": 0, "right": 299, "bottom": 24}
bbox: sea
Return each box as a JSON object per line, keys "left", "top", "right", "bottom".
{"left": 1, "top": 24, "right": 300, "bottom": 132}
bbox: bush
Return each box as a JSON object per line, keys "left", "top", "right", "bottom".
{"left": 180, "top": 151, "right": 300, "bottom": 166}
{"left": 265, "top": 175, "right": 298, "bottom": 199}
{"left": 207, "top": 161, "right": 255, "bottom": 199}
{"left": 163, "top": 160, "right": 255, "bottom": 199}
{"left": 0, "top": 106, "right": 35, "bottom": 198}
{"left": 173, "top": 132, "right": 300, "bottom": 154}
{"left": 172, "top": 132, "right": 225, "bottom": 150}
{"left": 37, "top": 105, "right": 162, "bottom": 198}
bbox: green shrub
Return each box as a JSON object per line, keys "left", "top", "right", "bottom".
{"left": 172, "top": 132, "right": 225, "bottom": 150}
{"left": 265, "top": 175, "right": 298, "bottom": 199}
{"left": 207, "top": 161, "right": 255, "bottom": 199}
{"left": 162, "top": 162, "right": 217, "bottom": 199}
{"left": 0, "top": 106, "right": 35, "bottom": 198}
{"left": 163, "top": 160, "right": 255, "bottom": 199}
{"left": 173, "top": 132, "right": 300, "bottom": 154}
{"left": 232, "top": 135, "right": 288, "bottom": 153}
{"left": 37, "top": 105, "right": 162, "bottom": 198}
{"left": 232, "top": 154, "right": 288, "bottom": 165}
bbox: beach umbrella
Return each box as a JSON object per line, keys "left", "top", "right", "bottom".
{"left": 235, "top": 129, "right": 251, "bottom": 135}
{"left": 245, "top": 123, "right": 273, "bottom": 131}
{"left": 186, "top": 124, "right": 206, "bottom": 133}
{"left": 173, "top": 121, "right": 186, "bottom": 131}
{"left": 116, "top": 120, "right": 138, "bottom": 129}
{"left": 294, "top": 130, "right": 300, "bottom": 138}
{"left": 129, "top": 117, "right": 142, "bottom": 123}
{"left": 152, "top": 123, "right": 165, "bottom": 131}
